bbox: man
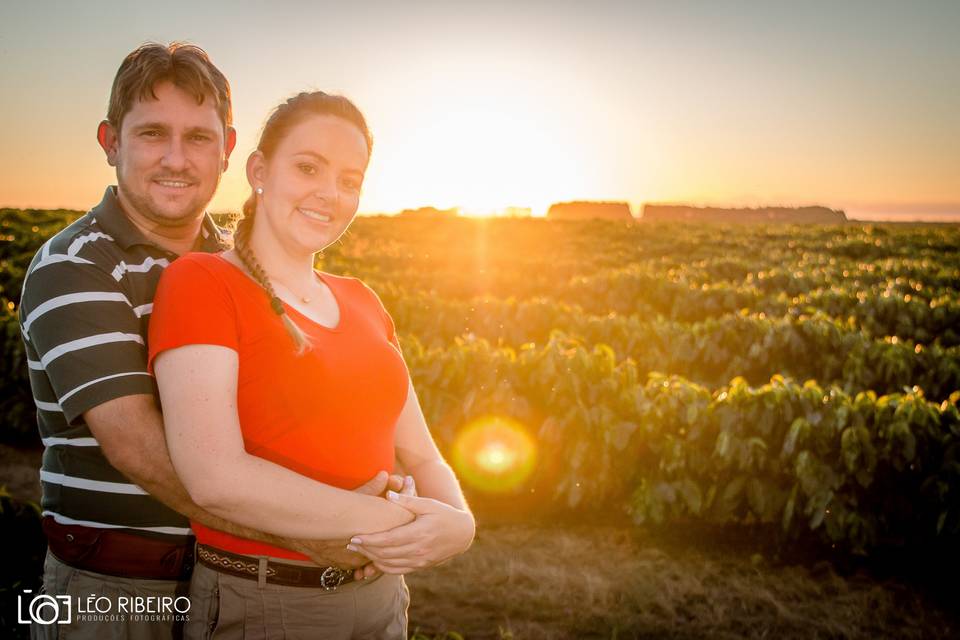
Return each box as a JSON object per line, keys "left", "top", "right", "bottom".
{"left": 19, "top": 42, "right": 397, "bottom": 639}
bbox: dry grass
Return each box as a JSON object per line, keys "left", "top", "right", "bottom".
{"left": 406, "top": 523, "right": 956, "bottom": 639}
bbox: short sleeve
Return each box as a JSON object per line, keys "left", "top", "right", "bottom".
{"left": 148, "top": 254, "right": 240, "bottom": 373}
{"left": 20, "top": 258, "right": 156, "bottom": 424}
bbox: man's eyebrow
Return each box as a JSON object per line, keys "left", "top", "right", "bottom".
{"left": 132, "top": 122, "right": 170, "bottom": 131}
{"left": 185, "top": 125, "right": 219, "bottom": 136}
{"left": 130, "top": 123, "right": 218, "bottom": 136}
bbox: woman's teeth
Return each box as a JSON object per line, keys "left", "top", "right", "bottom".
{"left": 299, "top": 208, "right": 331, "bottom": 222}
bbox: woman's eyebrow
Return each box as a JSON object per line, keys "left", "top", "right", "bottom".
{"left": 293, "top": 151, "right": 364, "bottom": 175}
{"left": 293, "top": 151, "right": 330, "bottom": 164}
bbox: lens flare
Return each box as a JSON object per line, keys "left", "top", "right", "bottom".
{"left": 452, "top": 415, "right": 537, "bottom": 494}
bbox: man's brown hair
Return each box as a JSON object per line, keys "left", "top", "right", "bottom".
{"left": 107, "top": 42, "right": 232, "bottom": 134}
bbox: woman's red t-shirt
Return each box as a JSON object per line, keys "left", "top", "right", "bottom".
{"left": 148, "top": 252, "right": 409, "bottom": 559}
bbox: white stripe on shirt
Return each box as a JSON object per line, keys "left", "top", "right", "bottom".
{"left": 67, "top": 231, "right": 113, "bottom": 256}
{"left": 59, "top": 371, "right": 153, "bottom": 405}
{"left": 30, "top": 253, "right": 94, "bottom": 273}
{"left": 35, "top": 400, "right": 63, "bottom": 412}
{"left": 40, "top": 470, "right": 148, "bottom": 495}
{"left": 133, "top": 303, "right": 153, "bottom": 317}
{"left": 41, "top": 437, "right": 100, "bottom": 447}
{"left": 112, "top": 257, "right": 169, "bottom": 281}
{"left": 41, "top": 510, "right": 193, "bottom": 537}
{"left": 40, "top": 332, "right": 144, "bottom": 368}
{"left": 22, "top": 291, "right": 132, "bottom": 334}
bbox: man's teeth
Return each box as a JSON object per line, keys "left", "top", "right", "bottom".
{"left": 299, "top": 208, "right": 331, "bottom": 222}
{"left": 157, "top": 180, "right": 190, "bottom": 188}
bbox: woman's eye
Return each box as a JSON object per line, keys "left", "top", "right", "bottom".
{"left": 298, "top": 164, "right": 317, "bottom": 175}
{"left": 342, "top": 178, "right": 361, "bottom": 191}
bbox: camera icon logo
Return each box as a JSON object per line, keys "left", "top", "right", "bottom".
{"left": 17, "top": 590, "right": 72, "bottom": 625}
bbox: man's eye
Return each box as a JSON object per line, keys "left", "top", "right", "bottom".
{"left": 191, "top": 134, "right": 211, "bottom": 142}
{"left": 141, "top": 130, "right": 161, "bottom": 137}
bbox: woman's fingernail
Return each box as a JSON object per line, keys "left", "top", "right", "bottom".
{"left": 346, "top": 544, "right": 358, "bottom": 552}
{"left": 350, "top": 537, "right": 362, "bottom": 545}
{"left": 387, "top": 490, "right": 399, "bottom": 501}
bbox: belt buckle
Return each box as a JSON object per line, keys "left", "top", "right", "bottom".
{"left": 320, "top": 566, "right": 346, "bottom": 590}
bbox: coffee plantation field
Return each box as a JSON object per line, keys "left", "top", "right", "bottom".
{"left": 3, "top": 209, "right": 960, "bottom": 637}
{"left": 2, "top": 210, "right": 959, "bottom": 559}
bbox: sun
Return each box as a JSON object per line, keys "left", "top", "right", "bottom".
{"left": 357, "top": 62, "right": 607, "bottom": 217}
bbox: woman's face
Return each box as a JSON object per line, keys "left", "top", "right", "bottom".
{"left": 252, "top": 113, "right": 369, "bottom": 256}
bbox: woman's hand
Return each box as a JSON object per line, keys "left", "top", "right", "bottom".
{"left": 346, "top": 491, "right": 476, "bottom": 575}
{"left": 351, "top": 475, "right": 417, "bottom": 581}
{"left": 290, "top": 471, "right": 411, "bottom": 573}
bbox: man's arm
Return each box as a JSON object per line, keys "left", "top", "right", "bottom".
{"left": 85, "top": 394, "right": 372, "bottom": 567}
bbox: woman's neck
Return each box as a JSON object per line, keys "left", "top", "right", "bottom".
{"left": 247, "top": 226, "right": 318, "bottom": 288}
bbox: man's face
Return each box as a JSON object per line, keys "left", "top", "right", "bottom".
{"left": 99, "top": 80, "right": 235, "bottom": 229}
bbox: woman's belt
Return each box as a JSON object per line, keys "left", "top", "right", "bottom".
{"left": 196, "top": 544, "right": 355, "bottom": 590}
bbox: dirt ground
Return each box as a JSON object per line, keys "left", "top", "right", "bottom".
{"left": 405, "top": 522, "right": 956, "bottom": 639}
{"left": 3, "top": 444, "right": 955, "bottom": 639}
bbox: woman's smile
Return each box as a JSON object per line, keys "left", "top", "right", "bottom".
{"left": 298, "top": 207, "right": 333, "bottom": 223}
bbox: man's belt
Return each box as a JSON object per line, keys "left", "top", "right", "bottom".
{"left": 196, "top": 544, "right": 355, "bottom": 590}
{"left": 42, "top": 516, "right": 193, "bottom": 581}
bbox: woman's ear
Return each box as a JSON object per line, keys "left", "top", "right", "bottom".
{"left": 246, "top": 150, "right": 267, "bottom": 192}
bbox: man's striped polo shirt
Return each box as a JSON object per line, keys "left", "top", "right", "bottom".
{"left": 19, "top": 186, "right": 228, "bottom": 541}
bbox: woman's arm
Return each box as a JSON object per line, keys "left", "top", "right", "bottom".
{"left": 154, "top": 343, "right": 414, "bottom": 540}
{"left": 394, "top": 378, "right": 471, "bottom": 510}
{"left": 347, "top": 377, "right": 476, "bottom": 573}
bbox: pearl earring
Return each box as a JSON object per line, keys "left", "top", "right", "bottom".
{"left": 255, "top": 187, "right": 263, "bottom": 195}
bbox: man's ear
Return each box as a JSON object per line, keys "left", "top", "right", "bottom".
{"left": 223, "top": 126, "right": 237, "bottom": 171}
{"left": 97, "top": 120, "right": 119, "bottom": 167}
{"left": 246, "top": 149, "right": 266, "bottom": 192}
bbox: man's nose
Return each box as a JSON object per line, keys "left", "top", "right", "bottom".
{"left": 160, "top": 137, "right": 188, "bottom": 171}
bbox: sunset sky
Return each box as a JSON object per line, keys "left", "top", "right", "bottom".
{"left": 2, "top": 1, "right": 958, "bottom": 219}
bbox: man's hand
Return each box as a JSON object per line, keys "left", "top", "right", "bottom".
{"left": 289, "top": 471, "right": 415, "bottom": 578}
{"left": 346, "top": 490, "right": 474, "bottom": 575}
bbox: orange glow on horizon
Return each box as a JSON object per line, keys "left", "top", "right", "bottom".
{"left": 1, "top": 6, "right": 958, "bottom": 219}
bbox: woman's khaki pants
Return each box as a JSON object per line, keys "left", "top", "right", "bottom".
{"left": 186, "top": 563, "right": 409, "bottom": 640}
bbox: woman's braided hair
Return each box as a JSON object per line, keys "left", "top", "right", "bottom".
{"left": 234, "top": 91, "right": 372, "bottom": 353}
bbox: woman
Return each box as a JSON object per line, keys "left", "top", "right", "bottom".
{"left": 148, "top": 92, "right": 475, "bottom": 639}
